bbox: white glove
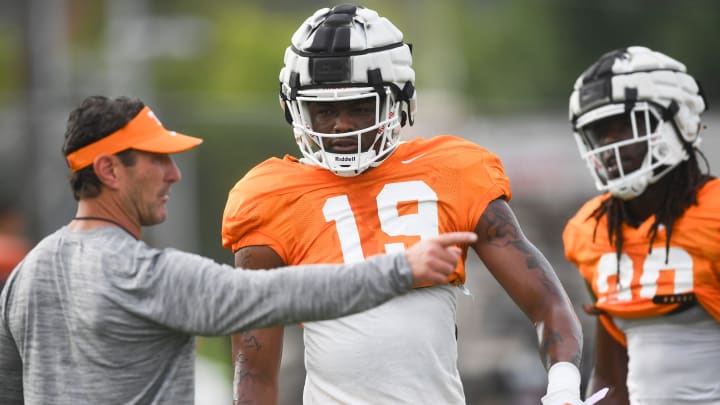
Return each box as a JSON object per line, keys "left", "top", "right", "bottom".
{"left": 541, "top": 362, "right": 609, "bottom": 405}
{"left": 541, "top": 389, "right": 584, "bottom": 405}
{"left": 541, "top": 388, "right": 608, "bottom": 405}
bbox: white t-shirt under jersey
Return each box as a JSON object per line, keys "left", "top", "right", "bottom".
{"left": 615, "top": 305, "right": 720, "bottom": 404}
{"left": 303, "top": 284, "right": 465, "bottom": 404}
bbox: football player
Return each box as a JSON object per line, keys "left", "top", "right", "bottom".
{"left": 223, "top": 4, "right": 587, "bottom": 404}
{"left": 564, "top": 46, "right": 719, "bottom": 404}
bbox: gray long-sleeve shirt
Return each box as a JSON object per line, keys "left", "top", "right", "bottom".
{"left": 0, "top": 226, "right": 412, "bottom": 404}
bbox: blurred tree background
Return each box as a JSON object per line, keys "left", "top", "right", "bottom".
{"left": 1, "top": 1, "right": 718, "bottom": 404}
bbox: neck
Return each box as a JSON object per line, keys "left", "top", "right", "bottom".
{"left": 71, "top": 199, "right": 142, "bottom": 240}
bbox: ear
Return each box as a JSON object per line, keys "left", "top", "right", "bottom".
{"left": 92, "top": 154, "right": 122, "bottom": 190}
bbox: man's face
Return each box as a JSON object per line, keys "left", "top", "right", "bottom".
{"left": 307, "top": 98, "right": 379, "bottom": 153}
{"left": 582, "top": 112, "right": 653, "bottom": 180}
{"left": 120, "top": 151, "right": 181, "bottom": 226}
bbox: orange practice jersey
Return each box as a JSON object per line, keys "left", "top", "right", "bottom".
{"left": 563, "top": 178, "right": 720, "bottom": 344}
{"left": 222, "top": 135, "right": 511, "bottom": 286}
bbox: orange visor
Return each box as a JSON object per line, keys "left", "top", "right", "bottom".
{"left": 65, "top": 106, "right": 203, "bottom": 172}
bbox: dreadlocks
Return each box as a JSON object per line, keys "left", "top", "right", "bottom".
{"left": 589, "top": 148, "right": 713, "bottom": 268}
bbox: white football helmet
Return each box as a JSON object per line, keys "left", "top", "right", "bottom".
{"left": 569, "top": 46, "right": 706, "bottom": 199}
{"left": 279, "top": 4, "right": 417, "bottom": 176}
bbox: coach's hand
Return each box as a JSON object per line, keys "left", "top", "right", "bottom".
{"left": 405, "top": 232, "right": 477, "bottom": 287}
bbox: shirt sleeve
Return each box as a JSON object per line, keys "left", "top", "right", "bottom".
{"left": 108, "top": 248, "right": 413, "bottom": 336}
{"left": 0, "top": 287, "right": 24, "bottom": 404}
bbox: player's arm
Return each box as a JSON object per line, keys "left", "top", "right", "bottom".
{"left": 231, "top": 245, "right": 285, "bottom": 405}
{"left": 587, "top": 317, "right": 629, "bottom": 404}
{"left": 471, "top": 198, "right": 584, "bottom": 402}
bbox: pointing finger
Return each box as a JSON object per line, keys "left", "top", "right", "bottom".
{"left": 430, "top": 232, "right": 477, "bottom": 247}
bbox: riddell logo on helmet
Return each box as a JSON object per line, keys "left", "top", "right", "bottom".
{"left": 334, "top": 156, "right": 356, "bottom": 162}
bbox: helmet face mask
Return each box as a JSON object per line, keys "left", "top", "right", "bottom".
{"left": 574, "top": 102, "right": 674, "bottom": 199}
{"left": 279, "top": 5, "right": 416, "bottom": 176}
{"left": 569, "top": 46, "right": 707, "bottom": 199}
{"left": 288, "top": 86, "right": 402, "bottom": 176}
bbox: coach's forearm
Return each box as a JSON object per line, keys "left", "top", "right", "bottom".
{"left": 246, "top": 253, "right": 413, "bottom": 329}
{"left": 156, "top": 252, "right": 412, "bottom": 335}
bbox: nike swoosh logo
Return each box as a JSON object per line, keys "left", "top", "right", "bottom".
{"left": 400, "top": 153, "right": 427, "bottom": 164}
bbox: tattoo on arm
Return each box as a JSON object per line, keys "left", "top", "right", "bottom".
{"left": 540, "top": 326, "right": 582, "bottom": 368}
{"left": 232, "top": 334, "right": 263, "bottom": 404}
{"left": 481, "top": 202, "right": 541, "bottom": 268}
{"left": 233, "top": 351, "right": 256, "bottom": 404}
{"left": 482, "top": 201, "right": 583, "bottom": 368}
{"left": 482, "top": 202, "right": 527, "bottom": 251}
{"left": 243, "top": 334, "right": 262, "bottom": 352}
{"left": 236, "top": 249, "right": 254, "bottom": 268}
{"left": 481, "top": 201, "right": 555, "bottom": 291}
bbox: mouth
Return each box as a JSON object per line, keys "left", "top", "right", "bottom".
{"left": 604, "top": 161, "right": 620, "bottom": 178}
{"left": 325, "top": 137, "right": 359, "bottom": 154}
{"left": 603, "top": 155, "right": 642, "bottom": 179}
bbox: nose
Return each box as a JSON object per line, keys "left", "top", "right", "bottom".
{"left": 601, "top": 131, "right": 625, "bottom": 146}
{"left": 332, "top": 109, "right": 356, "bottom": 133}
{"left": 599, "top": 120, "right": 634, "bottom": 147}
{"left": 166, "top": 157, "right": 182, "bottom": 183}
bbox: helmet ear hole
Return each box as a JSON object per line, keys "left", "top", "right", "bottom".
{"left": 400, "top": 111, "right": 407, "bottom": 127}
